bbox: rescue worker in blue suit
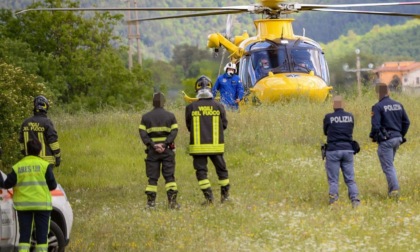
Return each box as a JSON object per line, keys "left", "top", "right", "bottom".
{"left": 186, "top": 76, "right": 230, "bottom": 205}
{"left": 212, "top": 62, "right": 244, "bottom": 111}
{"left": 369, "top": 83, "right": 410, "bottom": 200}
{"left": 323, "top": 96, "right": 360, "bottom": 208}
{"left": 0, "top": 138, "right": 57, "bottom": 251}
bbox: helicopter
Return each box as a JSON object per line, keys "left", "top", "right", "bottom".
{"left": 16, "top": 0, "right": 420, "bottom": 105}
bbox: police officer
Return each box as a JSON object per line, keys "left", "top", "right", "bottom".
{"left": 323, "top": 96, "right": 360, "bottom": 207}
{"left": 369, "top": 83, "right": 410, "bottom": 199}
{"left": 20, "top": 95, "right": 61, "bottom": 168}
{"left": 186, "top": 76, "right": 230, "bottom": 205}
{"left": 139, "top": 92, "right": 180, "bottom": 209}
{"left": 212, "top": 62, "right": 244, "bottom": 111}
{"left": 0, "top": 138, "right": 57, "bottom": 251}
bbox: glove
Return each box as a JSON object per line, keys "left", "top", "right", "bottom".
{"left": 55, "top": 156, "right": 61, "bottom": 167}
{"left": 401, "top": 138, "right": 407, "bottom": 144}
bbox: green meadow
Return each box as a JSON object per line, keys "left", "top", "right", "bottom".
{"left": 53, "top": 92, "right": 419, "bottom": 251}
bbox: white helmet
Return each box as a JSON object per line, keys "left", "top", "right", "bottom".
{"left": 224, "top": 62, "right": 237, "bottom": 73}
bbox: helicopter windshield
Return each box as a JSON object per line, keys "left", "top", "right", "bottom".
{"left": 251, "top": 48, "right": 288, "bottom": 81}
{"left": 240, "top": 40, "right": 330, "bottom": 88}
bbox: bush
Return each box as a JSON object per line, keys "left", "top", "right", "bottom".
{"left": 0, "top": 61, "right": 49, "bottom": 168}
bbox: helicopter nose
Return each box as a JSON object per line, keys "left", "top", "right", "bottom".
{"left": 250, "top": 74, "right": 331, "bottom": 102}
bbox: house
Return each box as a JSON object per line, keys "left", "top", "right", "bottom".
{"left": 374, "top": 61, "right": 420, "bottom": 92}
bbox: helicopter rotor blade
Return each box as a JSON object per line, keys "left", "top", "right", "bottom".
{"left": 15, "top": 2, "right": 420, "bottom": 19}
{"left": 126, "top": 10, "right": 245, "bottom": 23}
{"left": 299, "top": 1, "right": 420, "bottom": 11}
{"left": 16, "top": 6, "right": 251, "bottom": 15}
{"left": 226, "top": 14, "right": 234, "bottom": 39}
{"left": 308, "top": 9, "right": 420, "bottom": 19}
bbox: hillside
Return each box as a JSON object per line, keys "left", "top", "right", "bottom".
{"left": 3, "top": 0, "right": 420, "bottom": 61}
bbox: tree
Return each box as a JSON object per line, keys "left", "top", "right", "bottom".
{"left": 0, "top": 0, "right": 155, "bottom": 111}
{"left": 171, "top": 44, "right": 218, "bottom": 78}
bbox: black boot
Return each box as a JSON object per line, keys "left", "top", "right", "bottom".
{"left": 146, "top": 192, "right": 156, "bottom": 209}
{"left": 201, "top": 188, "right": 214, "bottom": 206}
{"left": 221, "top": 185, "right": 230, "bottom": 203}
{"left": 167, "top": 190, "right": 181, "bottom": 210}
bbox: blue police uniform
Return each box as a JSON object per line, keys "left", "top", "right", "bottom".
{"left": 369, "top": 96, "right": 410, "bottom": 196}
{"left": 323, "top": 108, "right": 360, "bottom": 205}
{"left": 212, "top": 73, "right": 244, "bottom": 111}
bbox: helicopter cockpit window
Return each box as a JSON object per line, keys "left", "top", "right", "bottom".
{"left": 251, "top": 50, "right": 281, "bottom": 81}
{"left": 291, "top": 49, "right": 320, "bottom": 75}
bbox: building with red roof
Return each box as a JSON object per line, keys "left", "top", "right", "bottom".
{"left": 374, "top": 61, "right": 420, "bottom": 92}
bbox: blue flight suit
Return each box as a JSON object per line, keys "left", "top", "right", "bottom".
{"left": 369, "top": 96, "right": 410, "bottom": 195}
{"left": 212, "top": 73, "right": 244, "bottom": 111}
{"left": 323, "top": 108, "right": 360, "bottom": 204}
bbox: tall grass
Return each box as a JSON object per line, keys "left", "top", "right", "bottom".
{"left": 53, "top": 92, "right": 420, "bottom": 251}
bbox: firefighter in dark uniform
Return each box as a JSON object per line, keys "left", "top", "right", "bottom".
{"left": 0, "top": 138, "right": 57, "bottom": 252}
{"left": 323, "top": 96, "right": 360, "bottom": 207}
{"left": 139, "top": 92, "right": 180, "bottom": 209}
{"left": 369, "top": 83, "right": 410, "bottom": 199}
{"left": 185, "top": 75, "right": 230, "bottom": 205}
{"left": 19, "top": 95, "right": 61, "bottom": 168}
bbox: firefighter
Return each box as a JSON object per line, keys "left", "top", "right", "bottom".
{"left": 19, "top": 95, "right": 61, "bottom": 168}
{"left": 139, "top": 92, "right": 180, "bottom": 209}
{"left": 212, "top": 62, "right": 244, "bottom": 111}
{"left": 323, "top": 96, "right": 360, "bottom": 208}
{"left": 185, "top": 75, "right": 230, "bottom": 205}
{"left": 369, "top": 83, "right": 410, "bottom": 200}
{"left": 0, "top": 138, "right": 57, "bottom": 251}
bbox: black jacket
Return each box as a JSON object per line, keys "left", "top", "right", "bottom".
{"left": 185, "top": 98, "right": 228, "bottom": 155}
{"left": 19, "top": 112, "right": 60, "bottom": 164}
{"left": 139, "top": 107, "right": 178, "bottom": 148}
{"left": 369, "top": 96, "right": 410, "bottom": 142}
{"left": 323, "top": 108, "right": 354, "bottom": 151}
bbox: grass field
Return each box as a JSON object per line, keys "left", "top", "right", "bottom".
{"left": 52, "top": 92, "right": 419, "bottom": 251}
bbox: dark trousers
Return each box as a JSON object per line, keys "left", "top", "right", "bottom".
{"left": 17, "top": 210, "right": 51, "bottom": 245}
{"left": 193, "top": 154, "right": 229, "bottom": 181}
{"left": 145, "top": 148, "right": 176, "bottom": 185}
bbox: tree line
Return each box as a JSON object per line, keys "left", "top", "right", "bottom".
{"left": 0, "top": 0, "right": 224, "bottom": 166}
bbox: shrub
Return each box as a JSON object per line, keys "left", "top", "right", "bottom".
{"left": 0, "top": 61, "right": 49, "bottom": 168}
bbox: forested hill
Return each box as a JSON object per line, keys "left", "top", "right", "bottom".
{"left": 2, "top": 0, "right": 420, "bottom": 61}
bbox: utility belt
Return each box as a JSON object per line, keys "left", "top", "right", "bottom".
{"left": 321, "top": 140, "right": 360, "bottom": 160}
{"left": 373, "top": 128, "right": 400, "bottom": 143}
